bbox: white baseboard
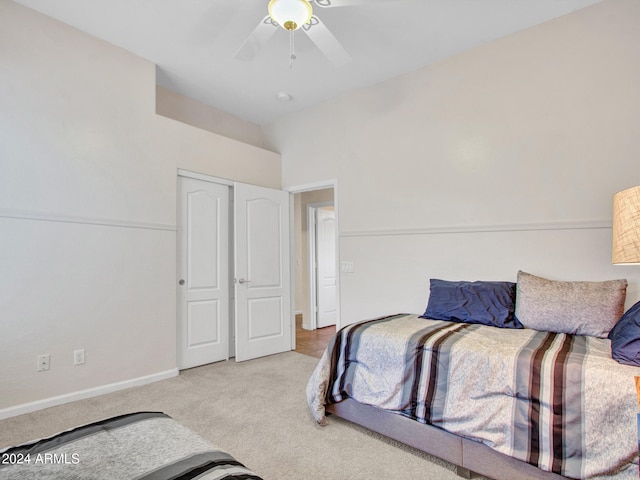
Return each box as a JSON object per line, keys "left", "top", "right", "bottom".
{"left": 0, "top": 368, "right": 179, "bottom": 420}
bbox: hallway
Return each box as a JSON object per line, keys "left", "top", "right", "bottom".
{"left": 294, "top": 315, "right": 335, "bottom": 358}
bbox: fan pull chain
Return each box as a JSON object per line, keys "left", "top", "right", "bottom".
{"left": 289, "top": 29, "right": 296, "bottom": 69}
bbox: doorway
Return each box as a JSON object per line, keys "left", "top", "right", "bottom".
{"left": 290, "top": 184, "right": 339, "bottom": 356}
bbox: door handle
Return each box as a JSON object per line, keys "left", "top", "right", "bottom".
{"left": 237, "top": 278, "right": 251, "bottom": 285}
{"left": 178, "top": 279, "right": 185, "bottom": 286}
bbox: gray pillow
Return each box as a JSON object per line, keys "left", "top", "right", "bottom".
{"left": 515, "top": 270, "right": 628, "bottom": 338}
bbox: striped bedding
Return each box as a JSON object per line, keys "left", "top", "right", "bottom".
{"left": 0, "top": 412, "right": 262, "bottom": 480}
{"left": 306, "top": 314, "right": 640, "bottom": 479}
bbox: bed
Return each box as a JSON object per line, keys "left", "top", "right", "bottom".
{"left": 307, "top": 273, "right": 640, "bottom": 480}
{"left": 0, "top": 411, "right": 263, "bottom": 480}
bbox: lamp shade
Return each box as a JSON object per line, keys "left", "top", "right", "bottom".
{"left": 268, "top": 0, "right": 313, "bottom": 31}
{"left": 612, "top": 185, "right": 640, "bottom": 264}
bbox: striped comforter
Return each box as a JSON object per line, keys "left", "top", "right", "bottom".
{"left": 0, "top": 412, "right": 262, "bottom": 480}
{"left": 306, "top": 314, "right": 640, "bottom": 479}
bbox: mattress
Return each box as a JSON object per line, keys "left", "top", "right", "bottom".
{"left": 307, "top": 314, "right": 640, "bottom": 479}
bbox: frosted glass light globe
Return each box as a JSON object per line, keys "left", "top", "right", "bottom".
{"left": 268, "top": 0, "right": 313, "bottom": 31}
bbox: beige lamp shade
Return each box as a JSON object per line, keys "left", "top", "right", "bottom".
{"left": 612, "top": 185, "right": 640, "bottom": 264}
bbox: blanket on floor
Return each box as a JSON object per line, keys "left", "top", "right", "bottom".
{"left": 0, "top": 411, "right": 262, "bottom": 480}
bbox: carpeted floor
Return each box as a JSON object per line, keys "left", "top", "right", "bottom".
{"left": 0, "top": 351, "right": 477, "bottom": 479}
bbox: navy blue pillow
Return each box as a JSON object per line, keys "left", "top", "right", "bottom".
{"left": 608, "top": 300, "right": 640, "bottom": 366}
{"left": 420, "top": 279, "right": 522, "bottom": 329}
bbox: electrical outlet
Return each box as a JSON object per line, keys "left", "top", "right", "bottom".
{"left": 74, "top": 349, "right": 85, "bottom": 366}
{"left": 37, "top": 354, "right": 50, "bottom": 372}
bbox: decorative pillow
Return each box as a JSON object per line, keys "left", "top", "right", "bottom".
{"left": 420, "top": 279, "right": 522, "bottom": 329}
{"left": 514, "top": 270, "right": 627, "bottom": 338}
{"left": 608, "top": 300, "right": 640, "bottom": 366}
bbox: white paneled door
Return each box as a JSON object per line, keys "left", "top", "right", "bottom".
{"left": 234, "top": 183, "right": 292, "bottom": 362}
{"left": 177, "top": 177, "right": 230, "bottom": 369}
{"left": 316, "top": 208, "right": 337, "bottom": 328}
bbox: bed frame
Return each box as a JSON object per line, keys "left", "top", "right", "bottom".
{"left": 326, "top": 398, "right": 566, "bottom": 480}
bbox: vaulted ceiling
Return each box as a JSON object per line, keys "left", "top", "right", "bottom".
{"left": 14, "top": 0, "right": 600, "bottom": 125}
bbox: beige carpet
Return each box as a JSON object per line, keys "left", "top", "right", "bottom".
{"left": 0, "top": 351, "right": 475, "bottom": 479}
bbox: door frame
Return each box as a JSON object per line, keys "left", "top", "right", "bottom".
{"left": 286, "top": 180, "right": 341, "bottom": 332}
{"left": 307, "top": 201, "right": 334, "bottom": 330}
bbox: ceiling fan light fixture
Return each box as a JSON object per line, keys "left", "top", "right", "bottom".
{"left": 268, "top": 0, "right": 313, "bottom": 31}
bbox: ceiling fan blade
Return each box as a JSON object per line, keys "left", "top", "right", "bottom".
{"left": 234, "top": 15, "right": 279, "bottom": 61}
{"left": 313, "top": 0, "right": 404, "bottom": 7}
{"left": 303, "top": 16, "right": 351, "bottom": 67}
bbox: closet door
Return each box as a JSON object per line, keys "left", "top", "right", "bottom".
{"left": 234, "top": 183, "right": 292, "bottom": 362}
{"left": 177, "top": 176, "right": 229, "bottom": 369}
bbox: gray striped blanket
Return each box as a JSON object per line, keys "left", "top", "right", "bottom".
{"left": 0, "top": 412, "right": 262, "bottom": 480}
{"left": 306, "top": 314, "right": 640, "bottom": 479}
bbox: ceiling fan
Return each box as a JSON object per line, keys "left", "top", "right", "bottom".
{"left": 234, "top": 0, "right": 402, "bottom": 67}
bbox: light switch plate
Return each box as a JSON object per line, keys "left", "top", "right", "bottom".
{"left": 340, "top": 261, "right": 354, "bottom": 273}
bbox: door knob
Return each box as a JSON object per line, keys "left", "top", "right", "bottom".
{"left": 238, "top": 278, "right": 251, "bottom": 285}
{"left": 178, "top": 279, "right": 185, "bottom": 286}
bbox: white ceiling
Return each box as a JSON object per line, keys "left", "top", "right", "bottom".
{"left": 14, "top": 0, "right": 600, "bottom": 125}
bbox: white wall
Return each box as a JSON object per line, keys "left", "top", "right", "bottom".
{"left": 267, "top": 0, "right": 640, "bottom": 325}
{"left": 0, "top": 1, "right": 281, "bottom": 415}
